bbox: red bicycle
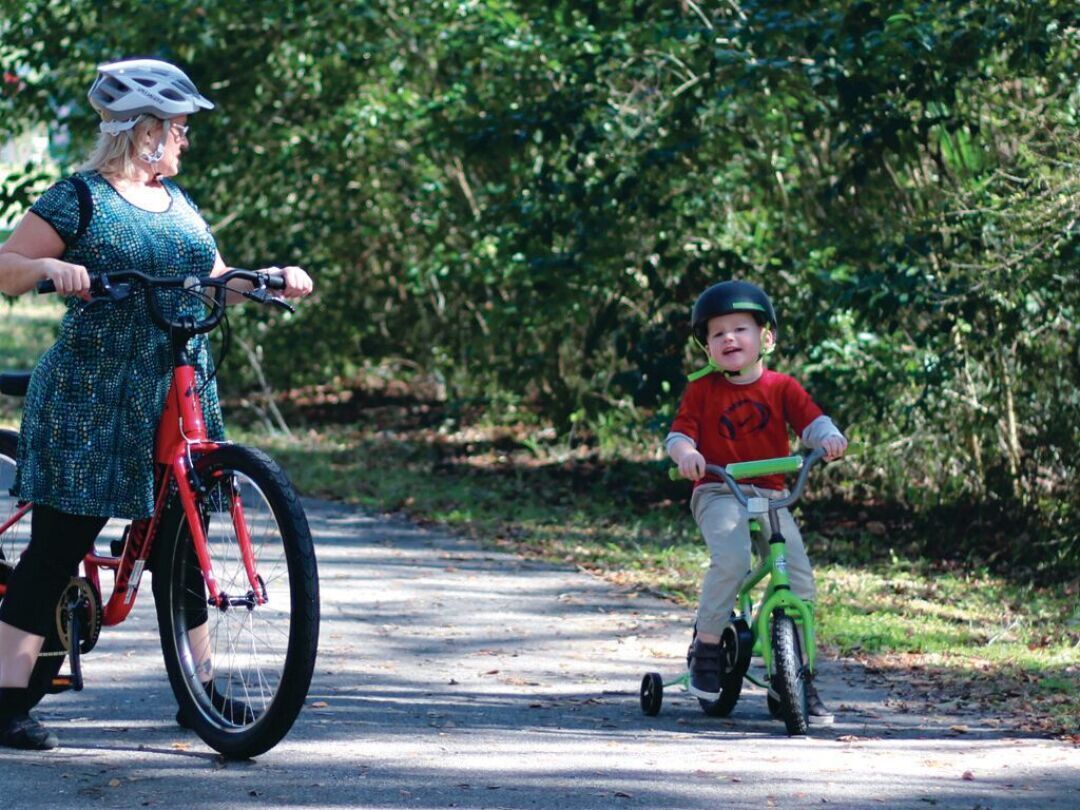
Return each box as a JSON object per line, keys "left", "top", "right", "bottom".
{"left": 0, "top": 268, "right": 319, "bottom": 759}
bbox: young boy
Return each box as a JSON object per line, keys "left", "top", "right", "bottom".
{"left": 665, "top": 280, "right": 847, "bottom": 723}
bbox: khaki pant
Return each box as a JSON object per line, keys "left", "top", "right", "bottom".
{"left": 690, "top": 483, "right": 816, "bottom": 636}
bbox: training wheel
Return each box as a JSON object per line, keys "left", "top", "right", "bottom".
{"left": 640, "top": 672, "right": 664, "bottom": 716}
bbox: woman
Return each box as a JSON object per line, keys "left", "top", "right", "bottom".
{"left": 0, "top": 58, "right": 313, "bottom": 750}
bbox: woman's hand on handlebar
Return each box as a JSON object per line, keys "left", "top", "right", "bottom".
{"left": 42, "top": 259, "right": 92, "bottom": 299}
{"left": 262, "top": 265, "right": 313, "bottom": 300}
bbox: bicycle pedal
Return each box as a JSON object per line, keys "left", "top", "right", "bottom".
{"left": 47, "top": 675, "right": 76, "bottom": 694}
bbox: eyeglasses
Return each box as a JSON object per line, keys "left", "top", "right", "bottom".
{"left": 170, "top": 122, "right": 190, "bottom": 139}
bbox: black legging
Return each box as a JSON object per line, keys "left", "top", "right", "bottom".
{"left": 0, "top": 504, "right": 108, "bottom": 637}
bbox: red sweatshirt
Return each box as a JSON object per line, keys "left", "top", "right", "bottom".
{"left": 666, "top": 369, "right": 824, "bottom": 490}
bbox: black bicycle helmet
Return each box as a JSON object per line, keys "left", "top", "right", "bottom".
{"left": 690, "top": 280, "right": 777, "bottom": 345}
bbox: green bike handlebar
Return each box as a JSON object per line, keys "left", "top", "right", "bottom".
{"left": 667, "top": 453, "right": 804, "bottom": 482}
{"left": 667, "top": 448, "right": 828, "bottom": 512}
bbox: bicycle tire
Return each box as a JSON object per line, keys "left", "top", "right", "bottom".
{"left": 699, "top": 617, "right": 752, "bottom": 716}
{"left": 152, "top": 444, "right": 319, "bottom": 759}
{"left": 0, "top": 429, "right": 66, "bottom": 706}
{"left": 698, "top": 671, "right": 743, "bottom": 717}
{"left": 771, "top": 610, "right": 808, "bottom": 735}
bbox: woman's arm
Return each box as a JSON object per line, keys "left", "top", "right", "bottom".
{"left": 0, "top": 212, "right": 90, "bottom": 296}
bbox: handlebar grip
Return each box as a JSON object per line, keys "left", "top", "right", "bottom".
{"left": 265, "top": 275, "right": 286, "bottom": 290}
{"left": 725, "top": 454, "right": 804, "bottom": 481}
{"left": 36, "top": 279, "right": 57, "bottom": 294}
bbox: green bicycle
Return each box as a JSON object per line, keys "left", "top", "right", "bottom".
{"left": 640, "top": 447, "right": 828, "bottom": 735}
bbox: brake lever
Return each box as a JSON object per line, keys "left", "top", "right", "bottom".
{"left": 88, "top": 275, "right": 133, "bottom": 303}
{"left": 242, "top": 286, "right": 295, "bottom": 313}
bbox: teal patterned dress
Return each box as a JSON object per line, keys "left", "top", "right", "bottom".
{"left": 14, "top": 171, "right": 225, "bottom": 520}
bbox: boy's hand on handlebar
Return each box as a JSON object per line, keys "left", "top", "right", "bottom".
{"left": 821, "top": 434, "right": 848, "bottom": 461}
{"left": 676, "top": 449, "right": 707, "bottom": 481}
{"left": 263, "top": 266, "right": 313, "bottom": 299}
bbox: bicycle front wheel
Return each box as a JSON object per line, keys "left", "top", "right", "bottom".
{"left": 771, "top": 610, "right": 808, "bottom": 735}
{"left": 153, "top": 444, "right": 319, "bottom": 759}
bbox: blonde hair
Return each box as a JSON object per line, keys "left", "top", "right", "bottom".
{"left": 76, "top": 114, "right": 165, "bottom": 178}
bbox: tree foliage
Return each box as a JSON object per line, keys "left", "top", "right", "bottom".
{"left": 2, "top": 1, "right": 1078, "bottom": 576}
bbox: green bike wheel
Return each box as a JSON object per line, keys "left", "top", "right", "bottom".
{"left": 698, "top": 671, "right": 742, "bottom": 717}
{"left": 699, "top": 617, "right": 752, "bottom": 716}
{"left": 771, "top": 611, "right": 809, "bottom": 735}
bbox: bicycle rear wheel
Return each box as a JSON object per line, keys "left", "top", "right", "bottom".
{"left": 0, "top": 429, "right": 28, "bottom": 579}
{"left": 0, "top": 429, "right": 66, "bottom": 705}
{"left": 771, "top": 610, "right": 808, "bottom": 735}
{"left": 153, "top": 444, "right": 319, "bottom": 759}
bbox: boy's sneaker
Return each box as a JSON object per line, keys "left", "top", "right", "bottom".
{"left": 687, "top": 638, "right": 723, "bottom": 700}
{"left": 804, "top": 678, "right": 834, "bottom": 725}
{"left": 0, "top": 712, "right": 59, "bottom": 750}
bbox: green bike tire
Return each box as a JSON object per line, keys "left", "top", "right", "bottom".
{"left": 698, "top": 671, "right": 743, "bottom": 717}
{"left": 771, "top": 611, "right": 809, "bottom": 735}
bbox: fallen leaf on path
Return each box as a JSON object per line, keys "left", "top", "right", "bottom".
{"left": 949, "top": 724, "right": 970, "bottom": 734}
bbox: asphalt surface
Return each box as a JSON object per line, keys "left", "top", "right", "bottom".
{"left": 0, "top": 497, "right": 1076, "bottom": 809}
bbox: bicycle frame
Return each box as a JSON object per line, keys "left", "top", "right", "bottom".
{"left": 83, "top": 363, "right": 261, "bottom": 628}
{"left": 736, "top": 516, "right": 816, "bottom": 689}
{"left": 2, "top": 270, "right": 283, "bottom": 625}
{"left": 662, "top": 449, "right": 826, "bottom": 692}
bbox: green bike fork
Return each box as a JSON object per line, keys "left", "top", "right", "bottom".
{"left": 754, "top": 531, "right": 816, "bottom": 679}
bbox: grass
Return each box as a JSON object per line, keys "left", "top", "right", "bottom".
{"left": 245, "top": 423, "right": 1079, "bottom": 739}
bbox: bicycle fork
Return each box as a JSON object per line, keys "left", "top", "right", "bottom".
{"left": 173, "top": 457, "right": 266, "bottom": 611}
{"left": 755, "top": 527, "right": 816, "bottom": 680}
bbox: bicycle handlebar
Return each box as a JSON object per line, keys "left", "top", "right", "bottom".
{"left": 37, "top": 269, "right": 290, "bottom": 337}
{"left": 669, "top": 447, "right": 828, "bottom": 512}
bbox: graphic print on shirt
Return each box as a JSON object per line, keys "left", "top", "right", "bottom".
{"left": 718, "top": 398, "right": 771, "bottom": 441}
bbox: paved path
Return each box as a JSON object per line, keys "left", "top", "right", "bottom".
{"left": 1, "top": 499, "right": 1077, "bottom": 809}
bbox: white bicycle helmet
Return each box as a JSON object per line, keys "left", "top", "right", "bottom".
{"left": 88, "top": 58, "right": 213, "bottom": 134}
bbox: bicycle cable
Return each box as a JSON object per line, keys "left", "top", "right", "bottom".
{"left": 172, "top": 283, "right": 231, "bottom": 398}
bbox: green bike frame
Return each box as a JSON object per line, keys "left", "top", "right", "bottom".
{"left": 668, "top": 450, "right": 826, "bottom": 691}
{"left": 736, "top": 518, "right": 816, "bottom": 688}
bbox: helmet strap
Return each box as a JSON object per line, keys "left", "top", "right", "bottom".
{"left": 99, "top": 118, "right": 138, "bottom": 135}
{"left": 687, "top": 327, "right": 773, "bottom": 382}
{"left": 138, "top": 126, "right": 168, "bottom": 165}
